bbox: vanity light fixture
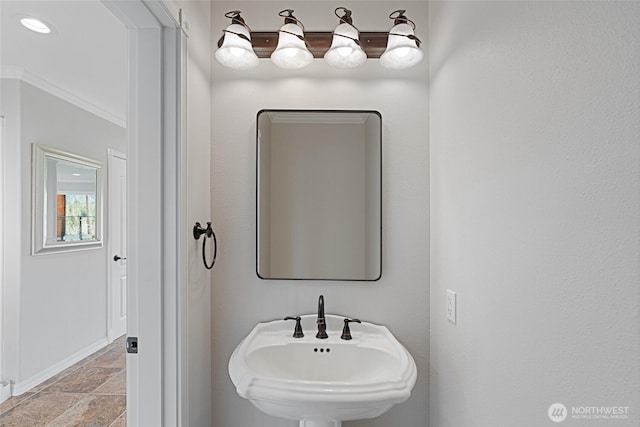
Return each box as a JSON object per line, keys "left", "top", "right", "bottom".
{"left": 19, "top": 16, "right": 52, "bottom": 34}
{"left": 324, "top": 7, "right": 367, "bottom": 69}
{"left": 270, "top": 9, "right": 313, "bottom": 70}
{"left": 215, "top": 10, "right": 259, "bottom": 70}
{"left": 214, "top": 7, "right": 424, "bottom": 71}
{"left": 380, "top": 10, "right": 424, "bottom": 70}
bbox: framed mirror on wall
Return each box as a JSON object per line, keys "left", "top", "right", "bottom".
{"left": 32, "top": 144, "right": 103, "bottom": 255}
{"left": 256, "top": 109, "right": 382, "bottom": 281}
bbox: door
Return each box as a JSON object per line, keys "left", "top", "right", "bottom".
{"left": 108, "top": 149, "right": 127, "bottom": 341}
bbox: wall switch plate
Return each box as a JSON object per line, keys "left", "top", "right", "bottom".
{"left": 447, "top": 290, "right": 456, "bottom": 324}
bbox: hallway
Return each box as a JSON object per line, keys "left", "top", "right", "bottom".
{"left": 0, "top": 337, "right": 126, "bottom": 426}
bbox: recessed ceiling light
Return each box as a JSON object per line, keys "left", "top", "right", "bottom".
{"left": 20, "top": 17, "right": 52, "bottom": 34}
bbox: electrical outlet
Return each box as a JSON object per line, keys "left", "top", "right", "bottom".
{"left": 447, "top": 290, "right": 456, "bottom": 324}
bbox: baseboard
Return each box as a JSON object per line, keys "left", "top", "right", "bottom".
{"left": 0, "top": 381, "right": 12, "bottom": 404}
{"left": 12, "top": 337, "right": 109, "bottom": 396}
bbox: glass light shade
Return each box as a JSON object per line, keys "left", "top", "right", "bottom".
{"left": 324, "top": 23, "right": 366, "bottom": 69}
{"left": 270, "top": 23, "right": 313, "bottom": 69}
{"left": 215, "top": 23, "right": 259, "bottom": 70}
{"left": 380, "top": 23, "right": 424, "bottom": 70}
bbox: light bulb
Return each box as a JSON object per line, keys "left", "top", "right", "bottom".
{"left": 20, "top": 17, "right": 51, "bottom": 34}
{"left": 337, "top": 47, "right": 353, "bottom": 57}
{"left": 394, "top": 47, "right": 410, "bottom": 58}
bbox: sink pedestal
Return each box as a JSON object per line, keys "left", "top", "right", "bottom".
{"left": 300, "top": 419, "right": 340, "bottom": 427}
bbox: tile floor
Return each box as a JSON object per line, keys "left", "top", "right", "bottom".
{"left": 0, "top": 336, "right": 127, "bottom": 427}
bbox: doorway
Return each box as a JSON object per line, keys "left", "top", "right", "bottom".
{"left": 108, "top": 149, "right": 127, "bottom": 342}
{"left": 1, "top": 0, "right": 184, "bottom": 424}
{"left": 102, "top": 1, "right": 185, "bottom": 425}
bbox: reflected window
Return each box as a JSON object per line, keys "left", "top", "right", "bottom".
{"left": 32, "top": 145, "right": 103, "bottom": 254}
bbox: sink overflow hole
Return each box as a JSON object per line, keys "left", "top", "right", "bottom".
{"left": 313, "top": 348, "right": 331, "bottom": 353}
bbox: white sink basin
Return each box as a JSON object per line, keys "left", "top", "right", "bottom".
{"left": 228, "top": 314, "right": 417, "bottom": 427}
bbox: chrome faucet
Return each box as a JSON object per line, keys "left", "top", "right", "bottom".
{"left": 316, "top": 295, "right": 328, "bottom": 339}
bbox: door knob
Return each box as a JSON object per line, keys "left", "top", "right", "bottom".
{"left": 113, "top": 255, "right": 127, "bottom": 261}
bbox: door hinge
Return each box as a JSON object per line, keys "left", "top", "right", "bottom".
{"left": 126, "top": 337, "right": 138, "bottom": 354}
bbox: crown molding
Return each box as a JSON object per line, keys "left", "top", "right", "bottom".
{"left": 0, "top": 66, "right": 126, "bottom": 128}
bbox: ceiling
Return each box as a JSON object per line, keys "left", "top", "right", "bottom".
{"left": 0, "top": 0, "right": 127, "bottom": 126}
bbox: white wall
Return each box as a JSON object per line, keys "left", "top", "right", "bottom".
{"left": 175, "top": 1, "right": 213, "bottom": 425}
{"left": 0, "top": 0, "right": 127, "bottom": 126}
{"left": 1, "top": 79, "right": 126, "bottom": 392}
{"left": 211, "top": 2, "right": 429, "bottom": 426}
{"left": 429, "top": 2, "right": 640, "bottom": 426}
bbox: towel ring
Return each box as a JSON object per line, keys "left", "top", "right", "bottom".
{"left": 193, "top": 221, "right": 217, "bottom": 270}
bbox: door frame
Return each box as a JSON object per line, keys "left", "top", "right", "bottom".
{"left": 106, "top": 148, "right": 127, "bottom": 343}
{"left": 0, "top": 115, "right": 8, "bottom": 404}
{"left": 101, "top": 1, "right": 186, "bottom": 425}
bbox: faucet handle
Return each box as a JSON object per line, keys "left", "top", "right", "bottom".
{"left": 284, "top": 316, "right": 304, "bottom": 338}
{"left": 340, "top": 318, "right": 361, "bottom": 340}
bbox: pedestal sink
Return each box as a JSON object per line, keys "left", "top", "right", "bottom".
{"left": 228, "top": 314, "right": 417, "bottom": 427}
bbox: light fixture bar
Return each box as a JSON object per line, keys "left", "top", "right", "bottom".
{"left": 250, "top": 31, "right": 389, "bottom": 59}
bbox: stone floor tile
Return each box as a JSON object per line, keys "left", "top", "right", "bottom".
{"left": 93, "top": 370, "right": 126, "bottom": 395}
{"left": 85, "top": 348, "right": 126, "bottom": 369}
{"left": 0, "top": 392, "right": 83, "bottom": 426}
{"left": 0, "top": 392, "right": 36, "bottom": 415}
{"left": 107, "top": 411, "right": 126, "bottom": 427}
{"left": 46, "top": 395, "right": 126, "bottom": 427}
{"left": 42, "top": 368, "right": 121, "bottom": 394}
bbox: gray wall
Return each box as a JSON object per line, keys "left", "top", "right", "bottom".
{"left": 2, "top": 79, "right": 126, "bottom": 387}
{"left": 429, "top": 2, "right": 640, "bottom": 426}
{"left": 211, "top": 1, "right": 429, "bottom": 426}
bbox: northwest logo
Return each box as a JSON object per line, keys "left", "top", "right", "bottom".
{"left": 548, "top": 403, "right": 568, "bottom": 423}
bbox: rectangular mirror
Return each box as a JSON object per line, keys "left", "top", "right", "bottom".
{"left": 257, "top": 110, "right": 381, "bottom": 281}
{"left": 32, "top": 144, "right": 103, "bottom": 255}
